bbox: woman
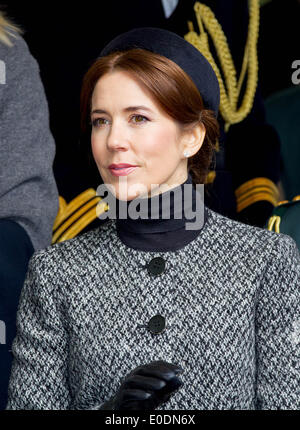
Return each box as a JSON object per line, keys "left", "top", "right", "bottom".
{"left": 6, "top": 27, "right": 300, "bottom": 410}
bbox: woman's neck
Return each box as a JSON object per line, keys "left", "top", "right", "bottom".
{"left": 112, "top": 172, "right": 208, "bottom": 252}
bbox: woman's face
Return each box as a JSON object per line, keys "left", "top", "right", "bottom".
{"left": 91, "top": 70, "right": 195, "bottom": 201}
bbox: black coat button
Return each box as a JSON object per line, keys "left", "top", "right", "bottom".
{"left": 147, "top": 257, "right": 166, "bottom": 275}
{"left": 148, "top": 315, "right": 166, "bottom": 334}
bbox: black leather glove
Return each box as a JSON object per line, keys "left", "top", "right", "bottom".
{"left": 100, "top": 360, "right": 184, "bottom": 410}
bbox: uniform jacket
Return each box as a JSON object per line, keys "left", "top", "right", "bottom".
{"left": 5, "top": 207, "right": 300, "bottom": 410}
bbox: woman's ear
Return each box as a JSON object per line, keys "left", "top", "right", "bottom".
{"left": 182, "top": 122, "right": 206, "bottom": 158}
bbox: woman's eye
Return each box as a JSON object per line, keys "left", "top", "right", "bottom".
{"left": 91, "top": 115, "right": 148, "bottom": 128}
{"left": 131, "top": 114, "right": 148, "bottom": 124}
{"left": 91, "top": 118, "right": 108, "bottom": 127}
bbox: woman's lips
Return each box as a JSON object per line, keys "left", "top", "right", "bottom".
{"left": 109, "top": 166, "right": 138, "bottom": 177}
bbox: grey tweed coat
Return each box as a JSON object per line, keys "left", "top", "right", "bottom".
{"left": 5, "top": 208, "right": 300, "bottom": 410}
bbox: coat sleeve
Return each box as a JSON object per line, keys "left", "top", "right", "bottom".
{"left": 5, "top": 252, "right": 71, "bottom": 410}
{"left": 0, "top": 32, "right": 59, "bottom": 252}
{"left": 255, "top": 234, "right": 300, "bottom": 409}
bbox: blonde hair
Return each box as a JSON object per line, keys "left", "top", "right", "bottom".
{"left": 0, "top": 10, "right": 23, "bottom": 47}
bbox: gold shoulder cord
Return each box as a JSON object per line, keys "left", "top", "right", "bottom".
{"left": 186, "top": 2, "right": 280, "bottom": 212}
{"left": 267, "top": 195, "right": 300, "bottom": 233}
{"left": 267, "top": 215, "right": 281, "bottom": 233}
{"left": 184, "top": 0, "right": 260, "bottom": 132}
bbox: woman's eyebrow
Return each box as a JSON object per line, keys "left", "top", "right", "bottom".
{"left": 91, "top": 106, "right": 154, "bottom": 115}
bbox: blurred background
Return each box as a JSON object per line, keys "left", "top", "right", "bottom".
{"left": 1, "top": 0, "right": 300, "bottom": 232}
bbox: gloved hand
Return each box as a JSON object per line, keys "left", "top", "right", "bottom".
{"left": 100, "top": 360, "right": 184, "bottom": 410}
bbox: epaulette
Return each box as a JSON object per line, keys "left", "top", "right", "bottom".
{"left": 52, "top": 189, "right": 106, "bottom": 244}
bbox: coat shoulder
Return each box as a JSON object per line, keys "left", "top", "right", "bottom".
{"left": 205, "top": 207, "right": 297, "bottom": 257}
{"left": 30, "top": 219, "right": 115, "bottom": 265}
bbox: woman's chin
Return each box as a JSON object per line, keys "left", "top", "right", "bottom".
{"left": 115, "top": 191, "right": 141, "bottom": 202}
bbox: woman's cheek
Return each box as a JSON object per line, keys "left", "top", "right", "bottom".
{"left": 91, "top": 135, "right": 100, "bottom": 159}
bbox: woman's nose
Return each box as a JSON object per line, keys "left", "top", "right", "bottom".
{"left": 106, "top": 120, "right": 129, "bottom": 150}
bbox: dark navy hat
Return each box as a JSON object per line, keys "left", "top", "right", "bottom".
{"left": 99, "top": 27, "right": 220, "bottom": 116}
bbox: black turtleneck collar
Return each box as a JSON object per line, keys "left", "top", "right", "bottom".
{"left": 112, "top": 172, "right": 208, "bottom": 252}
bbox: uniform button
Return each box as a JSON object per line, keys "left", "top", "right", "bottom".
{"left": 147, "top": 257, "right": 166, "bottom": 275}
{"left": 148, "top": 315, "right": 166, "bottom": 335}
